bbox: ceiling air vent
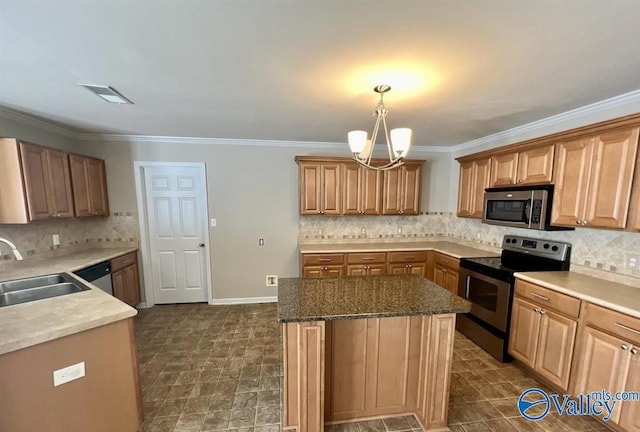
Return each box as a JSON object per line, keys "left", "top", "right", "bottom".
{"left": 77, "top": 84, "right": 134, "bottom": 104}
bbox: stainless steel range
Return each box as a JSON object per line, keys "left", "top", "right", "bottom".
{"left": 457, "top": 235, "right": 571, "bottom": 362}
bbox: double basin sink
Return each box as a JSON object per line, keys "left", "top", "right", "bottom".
{"left": 0, "top": 274, "right": 90, "bottom": 307}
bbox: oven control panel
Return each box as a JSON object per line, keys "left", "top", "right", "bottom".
{"left": 502, "top": 236, "right": 570, "bottom": 261}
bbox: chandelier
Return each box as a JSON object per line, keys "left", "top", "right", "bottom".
{"left": 347, "top": 85, "right": 412, "bottom": 171}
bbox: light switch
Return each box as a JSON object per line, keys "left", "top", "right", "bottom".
{"left": 210, "top": 218, "right": 217, "bottom": 227}
{"left": 52, "top": 234, "right": 60, "bottom": 246}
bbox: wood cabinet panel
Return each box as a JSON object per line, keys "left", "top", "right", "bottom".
{"left": 534, "top": 309, "right": 577, "bottom": 390}
{"left": 70, "top": 154, "right": 91, "bottom": 216}
{"left": 112, "top": 252, "right": 138, "bottom": 272}
{"left": 387, "top": 263, "right": 426, "bottom": 276}
{"left": 458, "top": 159, "right": 491, "bottom": 218}
{"left": 508, "top": 297, "right": 541, "bottom": 368}
{"left": 45, "top": 148, "right": 74, "bottom": 218}
{"left": 320, "top": 164, "right": 341, "bottom": 215}
{"left": 619, "top": 350, "right": 640, "bottom": 432}
{"left": 551, "top": 137, "right": 595, "bottom": 227}
{"left": 490, "top": 152, "right": 519, "bottom": 187}
{"left": 347, "top": 252, "right": 386, "bottom": 264}
{"left": 300, "top": 163, "right": 322, "bottom": 215}
{"left": 552, "top": 127, "right": 639, "bottom": 229}
{"left": 382, "top": 164, "right": 421, "bottom": 215}
{"left": 86, "top": 157, "right": 109, "bottom": 216}
{"left": 329, "top": 320, "right": 367, "bottom": 416}
{"left": 299, "top": 162, "right": 342, "bottom": 215}
{"left": 388, "top": 251, "right": 429, "bottom": 263}
{"left": 516, "top": 144, "right": 554, "bottom": 185}
{"left": 457, "top": 161, "right": 474, "bottom": 217}
{"left": 515, "top": 279, "right": 581, "bottom": 319}
{"left": 584, "top": 303, "right": 640, "bottom": 346}
{"left": 343, "top": 164, "right": 381, "bottom": 215}
{"left": 19, "top": 142, "right": 52, "bottom": 220}
{"left": 112, "top": 254, "right": 141, "bottom": 306}
{"left": 571, "top": 326, "right": 630, "bottom": 424}
{"left": 346, "top": 264, "right": 386, "bottom": 276}
{"left": 303, "top": 254, "right": 345, "bottom": 266}
{"left": 584, "top": 128, "right": 639, "bottom": 229}
{"left": 303, "top": 265, "right": 344, "bottom": 278}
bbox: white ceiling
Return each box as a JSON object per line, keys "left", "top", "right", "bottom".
{"left": 1, "top": 0, "right": 640, "bottom": 146}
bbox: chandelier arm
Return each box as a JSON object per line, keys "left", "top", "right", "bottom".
{"left": 368, "top": 114, "right": 382, "bottom": 166}
{"left": 381, "top": 115, "right": 394, "bottom": 161}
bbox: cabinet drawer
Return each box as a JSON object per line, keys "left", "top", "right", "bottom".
{"left": 302, "top": 253, "right": 345, "bottom": 266}
{"left": 585, "top": 303, "right": 640, "bottom": 346}
{"left": 347, "top": 252, "right": 387, "bottom": 264}
{"left": 515, "top": 279, "right": 581, "bottom": 318}
{"left": 388, "top": 251, "right": 428, "bottom": 263}
{"left": 433, "top": 252, "right": 460, "bottom": 271}
{"left": 111, "top": 252, "right": 138, "bottom": 272}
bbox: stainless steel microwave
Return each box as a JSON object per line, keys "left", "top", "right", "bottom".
{"left": 482, "top": 185, "right": 573, "bottom": 231}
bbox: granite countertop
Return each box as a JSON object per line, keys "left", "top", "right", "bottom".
{"left": 0, "top": 247, "right": 139, "bottom": 355}
{"left": 298, "top": 240, "right": 498, "bottom": 259}
{"left": 277, "top": 274, "right": 471, "bottom": 323}
{"left": 515, "top": 272, "right": 640, "bottom": 319}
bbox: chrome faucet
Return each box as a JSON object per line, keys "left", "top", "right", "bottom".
{"left": 0, "top": 237, "right": 24, "bottom": 261}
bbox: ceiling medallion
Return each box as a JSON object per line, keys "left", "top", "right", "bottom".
{"left": 347, "top": 85, "right": 412, "bottom": 171}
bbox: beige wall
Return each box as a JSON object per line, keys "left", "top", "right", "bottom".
{"left": 74, "top": 138, "right": 450, "bottom": 300}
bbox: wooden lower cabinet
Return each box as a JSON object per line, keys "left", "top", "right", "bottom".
{"left": 112, "top": 253, "right": 141, "bottom": 306}
{"left": 430, "top": 253, "right": 460, "bottom": 294}
{"left": 388, "top": 262, "right": 426, "bottom": 276}
{"left": 509, "top": 294, "right": 577, "bottom": 391}
{"left": 304, "top": 266, "right": 345, "bottom": 278}
{"left": 0, "top": 319, "right": 142, "bottom": 432}
{"left": 346, "top": 264, "right": 386, "bottom": 276}
{"left": 619, "top": 350, "right": 640, "bottom": 431}
{"left": 283, "top": 314, "right": 456, "bottom": 432}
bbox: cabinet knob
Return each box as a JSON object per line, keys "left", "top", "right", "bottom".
{"left": 576, "top": 219, "right": 582, "bottom": 225}
{"left": 539, "top": 309, "right": 546, "bottom": 315}
{"left": 509, "top": 179, "right": 514, "bottom": 184}
{"left": 622, "top": 344, "right": 629, "bottom": 351}
{"left": 534, "top": 307, "right": 541, "bottom": 313}
{"left": 582, "top": 220, "right": 587, "bottom": 226}
{"left": 632, "top": 348, "right": 638, "bottom": 355}
{"left": 517, "top": 179, "right": 523, "bottom": 184}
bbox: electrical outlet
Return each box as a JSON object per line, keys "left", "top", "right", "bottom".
{"left": 627, "top": 255, "right": 639, "bottom": 270}
{"left": 266, "top": 275, "right": 278, "bottom": 287}
{"left": 52, "top": 234, "right": 60, "bottom": 246}
{"left": 53, "top": 362, "right": 85, "bottom": 387}
{"left": 210, "top": 218, "right": 217, "bottom": 227}
{"left": 258, "top": 238, "right": 265, "bottom": 246}
{"left": 397, "top": 227, "right": 403, "bottom": 235}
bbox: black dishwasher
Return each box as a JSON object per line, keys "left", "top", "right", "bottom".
{"left": 74, "top": 261, "right": 113, "bottom": 295}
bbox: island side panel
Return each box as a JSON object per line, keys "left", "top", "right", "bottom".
{"left": 282, "top": 321, "right": 326, "bottom": 432}
{"left": 0, "top": 318, "right": 142, "bottom": 432}
{"left": 416, "top": 314, "right": 456, "bottom": 430}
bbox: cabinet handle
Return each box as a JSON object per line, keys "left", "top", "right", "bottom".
{"left": 632, "top": 348, "right": 638, "bottom": 355}
{"left": 362, "top": 258, "right": 374, "bottom": 261}
{"left": 621, "top": 344, "right": 629, "bottom": 351}
{"left": 615, "top": 322, "right": 640, "bottom": 335}
{"left": 534, "top": 307, "right": 541, "bottom": 313}
{"left": 531, "top": 292, "right": 550, "bottom": 302}
{"left": 318, "top": 259, "right": 331, "bottom": 262}
{"left": 442, "top": 268, "right": 447, "bottom": 273}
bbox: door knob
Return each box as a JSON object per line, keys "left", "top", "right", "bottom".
{"left": 199, "top": 243, "right": 205, "bottom": 247}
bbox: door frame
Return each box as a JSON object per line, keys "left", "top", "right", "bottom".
{"left": 134, "top": 161, "right": 214, "bottom": 307}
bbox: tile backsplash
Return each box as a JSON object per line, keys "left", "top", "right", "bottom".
{"left": 299, "top": 214, "right": 640, "bottom": 284}
{"left": 0, "top": 213, "right": 140, "bottom": 260}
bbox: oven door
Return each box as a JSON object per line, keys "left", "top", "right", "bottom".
{"left": 483, "top": 190, "right": 533, "bottom": 229}
{"left": 458, "top": 267, "right": 513, "bottom": 332}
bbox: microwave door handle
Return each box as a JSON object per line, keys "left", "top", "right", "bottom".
{"left": 523, "top": 201, "right": 531, "bottom": 228}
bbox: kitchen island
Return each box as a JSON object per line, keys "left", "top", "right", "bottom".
{"left": 278, "top": 274, "right": 471, "bottom": 432}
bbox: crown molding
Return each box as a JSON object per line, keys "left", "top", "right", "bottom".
{"left": 452, "top": 89, "right": 640, "bottom": 154}
{"left": 0, "top": 106, "right": 79, "bottom": 139}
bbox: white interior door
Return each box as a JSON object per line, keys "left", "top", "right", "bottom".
{"left": 143, "top": 165, "right": 209, "bottom": 303}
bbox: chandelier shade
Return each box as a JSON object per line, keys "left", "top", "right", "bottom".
{"left": 347, "top": 85, "right": 412, "bottom": 170}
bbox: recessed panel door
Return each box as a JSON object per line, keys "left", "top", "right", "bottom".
{"left": 144, "top": 165, "right": 209, "bottom": 303}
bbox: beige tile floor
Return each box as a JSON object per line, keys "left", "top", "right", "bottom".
{"left": 135, "top": 303, "right": 611, "bottom": 432}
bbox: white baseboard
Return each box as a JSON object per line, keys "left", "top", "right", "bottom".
{"left": 211, "top": 296, "right": 278, "bottom": 305}
{"left": 136, "top": 302, "right": 150, "bottom": 309}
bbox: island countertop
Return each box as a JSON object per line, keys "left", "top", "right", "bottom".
{"left": 277, "top": 274, "right": 471, "bottom": 323}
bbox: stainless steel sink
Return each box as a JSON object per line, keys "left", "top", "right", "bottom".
{"left": 0, "top": 274, "right": 90, "bottom": 307}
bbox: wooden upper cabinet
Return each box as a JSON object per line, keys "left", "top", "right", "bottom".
{"left": 382, "top": 163, "right": 421, "bottom": 215}
{"left": 552, "top": 127, "right": 639, "bottom": 229}
{"left": 490, "top": 152, "right": 519, "bottom": 187}
{"left": 342, "top": 163, "right": 381, "bottom": 215}
{"left": 69, "top": 154, "right": 109, "bottom": 217}
{"left": 18, "top": 142, "right": 74, "bottom": 220}
{"left": 457, "top": 157, "right": 490, "bottom": 218}
{"left": 490, "top": 144, "right": 554, "bottom": 187}
{"left": 298, "top": 161, "right": 341, "bottom": 215}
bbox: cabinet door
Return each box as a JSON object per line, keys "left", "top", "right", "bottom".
{"left": 346, "top": 264, "right": 367, "bottom": 276}
{"left": 456, "top": 162, "right": 474, "bottom": 217}
{"left": 323, "top": 266, "right": 344, "bottom": 278}
{"left": 123, "top": 265, "right": 141, "bottom": 306}
{"left": 534, "top": 309, "right": 577, "bottom": 391}
{"left": 572, "top": 326, "right": 631, "bottom": 424}
{"left": 45, "top": 149, "right": 74, "bottom": 218}
{"left": 400, "top": 164, "right": 421, "bottom": 215}
{"left": 69, "top": 154, "right": 92, "bottom": 217}
{"left": 444, "top": 269, "right": 459, "bottom": 294}
{"left": 583, "top": 127, "right": 639, "bottom": 229}
{"left": 19, "top": 142, "right": 51, "bottom": 220}
{"left": 490, "top": 152, "right": 518, "bottom": 187}
{"left": 299, "top": 162, "right": 322, "bottom": 215}
{"left": 619, "top": 347, "right": 640, "bottom": 432}
{"left": 320, "top": 164, "right": 342, "bottom": 215}
{"left": 433, "top": 266, "right": 446, "bottom": 288}
{"left": 87, "top": 157, "right": 110, "bottom": 216}
{"left": 382, "top": 168, "right": 401, "bottom": 215}
{"left": 470, "top": 158, "right": 491, "bottom": 218}
{"left": 360, "top": 168, "right": 382, "bottom": 215}
{"left": 508, "top": 297, "right": 541, "bottom": 368}
{"left": 342, "top": 163, "right": 361, "bottom": 215}
{"left": 112, "top": 268, "right": 127, "bottom": 303}
{"left": 407, "top": 263, "right": 425, "bottom": 276}
{"left": 387, "top": 263, "right": 408, "bottom": 275}
{"left": 368, "top": 264, "right": 386, "bottom": 276}
{"left": 517, "top": 144, "right": 554, "bottom": 185}
{"left": 551, "top": 137, "right": 595, "bottom": 227}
